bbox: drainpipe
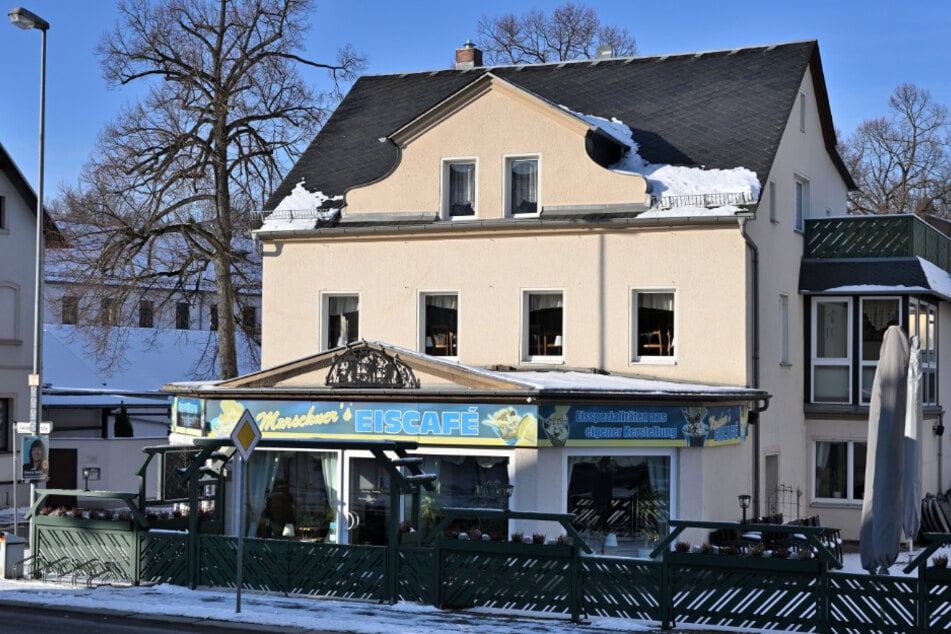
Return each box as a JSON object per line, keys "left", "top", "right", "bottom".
{"left": 739, "top": 217, "right": 764, "bottom": 518}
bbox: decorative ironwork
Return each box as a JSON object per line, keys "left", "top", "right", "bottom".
{"left": 326, "top": 343, "right": 420, "bottom": 389}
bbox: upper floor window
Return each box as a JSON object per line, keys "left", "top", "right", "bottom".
{"left": 909, "top": 298, "right": 938, "bottom": 405}
{"left": 794, "top": 175, "right": 809, "bottom": 232}
{"left": 768, "top": 181, "right": 777, "bottom": 223}
{"left": 423, "top": 293, "right": 458, "bottom": 357}
{"left": 799, "top": 91, "right": 807, "bottom": 132}
{"left": 779, "top": 293, "right": 790, "bottom": 366}
{"left": 138, "top": 299, "right": 154, "bottom": 328}
{"left": 0, "top": 398, "right": 9, "bottom": 452}
{"left": 860, "top": 298, "right": 900, "bottom": 403}
{"left": 176, "top": 302, "right": 190, "bottom": 330}
{"left": 507, "top": 157, "right": 539, "bottom": 216}
{"left": 444, "top": 160, "right": 476, "bottom": 218}
{"left": 242, "top": 305, "right": 257, "bottom": 333}
{"left": 62, "top": 295, "right": 78, "bottom": 325}
{"left": 326, "top": 294, "right": 359, "bottom": 349}
{"left": 811, "top": 298, "right": 851, "bottom": 403}
{"left": 0, "top": 196, "right": 6, "bottom": 229}
{"left": 100, "top": 298, "right": 119, "bottom": 326}
{"left": 525, "top": 291, "right": 562, "bottom": 361}
{"left": 633, "top": 290, "right": 675, "bottom": 361}
{"left": 814, "top": 440, "right": 865, "bottom": 503}
{"left": 0, "top": 284, "right": 16, "bottom": 340}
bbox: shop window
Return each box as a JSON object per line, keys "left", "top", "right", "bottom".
{"left": 567, "top": 455, "right": 670, "bottom": 545}
{"left": 525, "top": 291, "right": 563, "bottom": 360}
{"left": 423, "top": 293, "right": 458, "bottom": 356}
{"left": 444, "top": 160, "right": 476, "bottom": 218}
{"left": 175, "top": 302, "right": 190, "bottom": 330}
{"left": 139, "top": 299, "right": 154, "bottom": 328}
{"left": 814, "top": 440, "right": 866, "bottom": 502}
{"left": 395, "top": 455, "right": 510, "bottom": 543}
{"left": 62, "top": 295, "right": 78, "bottom": 325}
{"left": 811, "top": 298, "right": 851, "bottom": 403}
{"left": 325, "top": 294, "right": 359, "bottom": 349}
{"left": 859, "top": 297, "right": 900, "bottom": 403}
{"left": 633, "top": 290, "right": 675, "bottom": 360}
{"left": 507, "top": 156, "right": 539, "bottom": 216}
{"left": 246, "top": 450, "right": 337, "bottom": 542}
{"left": 909, "top": 298, "right": 938, "bottom": 405}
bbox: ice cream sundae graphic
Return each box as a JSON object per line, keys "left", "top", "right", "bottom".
{"left": 681, "top": 407, "right": 709, "bottom": 447}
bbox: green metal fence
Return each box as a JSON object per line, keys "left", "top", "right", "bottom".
{"left": 23, "top": 513, "right": 951, "bottom": 633}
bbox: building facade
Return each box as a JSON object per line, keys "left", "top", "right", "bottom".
{"left": 166, "top": 40, "right": 951, "bottom": 546}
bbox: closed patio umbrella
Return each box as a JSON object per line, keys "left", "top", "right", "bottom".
{"left": 860, "top": 325, "right": 909, "bottom": 574}
{"left": 903, "top": 335, "right": 923, "bottom": 554}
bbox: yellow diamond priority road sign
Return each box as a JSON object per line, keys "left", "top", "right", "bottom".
{"left": 231, "top": 409, "right": 261, "bottom": 461}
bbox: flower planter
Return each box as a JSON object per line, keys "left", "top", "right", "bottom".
{"left": 667, "top": 551, "right": 821, "bottom": 573}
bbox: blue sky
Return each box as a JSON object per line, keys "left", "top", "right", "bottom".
{"left": 2, "top": 0, "right": 950, "bottom": 195}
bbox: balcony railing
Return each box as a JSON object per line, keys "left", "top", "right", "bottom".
{"left": 805, "top": 214, "right": 951, "bottom": 275}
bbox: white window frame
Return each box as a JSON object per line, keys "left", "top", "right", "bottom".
{"left": 504, "top": 155, "right": 541, "bottom": 217}
{"left": 858, "top": 296, "right": 901, "bottom": 405}
{"left": 811, "top": 297, "right": 852, "bottom": 404}
{"left": 794, "top": 174, "right": 809, "bottom": 232}
{"left": 631, "top": 289, "right": 677, "bottom": 364}
{"left": 441, "top": 158, "right": 478, "bottom": 220}
{"left": 522, "top": 289, "right": 564, "bottom": 363}
{"left": 322, "top": 292, "right": 360, "bottom": 351}
{"left": 909, "top": 297, "right": 939, "bottom": 405}
{"left": 420, "top": 291, "right": 459, "bottom": 358}
{"left": 813, "top": 439, "right": 865, "bottom": 505}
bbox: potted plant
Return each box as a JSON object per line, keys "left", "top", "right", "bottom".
{"left": 674, "top": 540, "right": 691, "bottom": 553}
{"left": 932, "top": 554, "right": 948, "bottom": 568}
{"left": 635, "top": 486, "right": 666, "bottom": 557}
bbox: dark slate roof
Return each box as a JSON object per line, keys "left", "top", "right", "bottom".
{"left": 799, "top": 258, "right": 951, "bottom": 300}
{"left": 266, "top": 40, "right": 853, "bottom": 211}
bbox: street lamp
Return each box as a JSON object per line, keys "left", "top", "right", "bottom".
{"left": 738, "top": 494, "right": 751, "bottom": 523}
{"left": 8, "top": 6, "right": 48, "bottom": 432}
{"left": 9, "top": 5, "right": 49, "bottom": 536}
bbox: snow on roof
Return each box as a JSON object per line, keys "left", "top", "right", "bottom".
{"left": 499, "top": 370, "right": 761, "bottom": 396}
{"left": 261, "top": 180, "right": 343, "bottom": 231}
{"left": 44, "top": 324, "right": 260, "bottom": 395}
{"left": 562, "top": 108, "right": 761, "bottom": 216}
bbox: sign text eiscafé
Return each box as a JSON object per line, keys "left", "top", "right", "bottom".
{"left": 174, "top": 398, "right": 749, "bottom": 448}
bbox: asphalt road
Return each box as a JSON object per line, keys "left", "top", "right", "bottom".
{"left": 0, "top": 603, "right": 350, "bottom": 634}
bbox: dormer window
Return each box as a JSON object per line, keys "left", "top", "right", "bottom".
{"left": 507, "top": 156, "right": 539, "bottom": 216}
{"left": 444, "top": 159, "right": 476, "bottom": 218}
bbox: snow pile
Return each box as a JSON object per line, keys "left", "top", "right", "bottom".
{"left": 262, "top": 180, "right": 342, "bottom": 230}
{"left": 568, "top": 109, "right": 760, "bottom": 216}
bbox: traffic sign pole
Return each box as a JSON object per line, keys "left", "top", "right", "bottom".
{"left": 230, "top": 409, "right": 260, "bottom": 614}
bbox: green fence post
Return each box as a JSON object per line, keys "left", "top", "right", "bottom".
{"left": 817, "top": 563, "right": 830, "bottom": 633}
{"left": 569, "top": 543, "right": 581, "bottom": 622}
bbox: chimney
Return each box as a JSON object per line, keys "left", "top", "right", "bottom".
{"left": 595, "top": 45, "right": 613, "bottom": 59}
{"left": 455, "top": 40, "right": 483, "bottom": 70}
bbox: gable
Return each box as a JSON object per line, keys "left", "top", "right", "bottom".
{"left": 343, "top": 75, "right": 650, "bottom": 217}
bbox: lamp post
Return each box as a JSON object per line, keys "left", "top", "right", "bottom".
{"left": 9, "top": 5, "right": 49, "bottom": 536}
{"left": 738, "top": 494, "right": 751, "bottom": 523}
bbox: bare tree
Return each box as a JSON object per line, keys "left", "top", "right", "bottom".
{"left": 842, "top": 83, "right": 951, "bottom": 216}
{"left": 56, "top": 0, "right": 364, "bottom": 379}
{"left": 475, "top": 2, "right": 636, "bottom": 65}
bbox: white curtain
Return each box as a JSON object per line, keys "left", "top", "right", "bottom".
{"left": 638, "top": 292, "right": 673, "bottom": 311}
{"left": 427, "top": 294, "right": 458, "bottom": 310}
{"left": 320, "top": 451, "right": 341, "bottom": 543}
{"left": 530, "top": 293, "right": 563, "bottom": 311}
{"left": 329, "top": 296, "right": 358, "bottom": 346}
{"left": 510, "top": 159, "right": 537, "bottom": 212}
{"left": 449, "top": 163, "right": 475, "bottom": 213}
{"left": 246, "top": 452, "right": 282, "bottom": 537}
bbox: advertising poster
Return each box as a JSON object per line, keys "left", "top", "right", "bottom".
{"left": 22, "top": 434, "right": 49, "bottom": 481}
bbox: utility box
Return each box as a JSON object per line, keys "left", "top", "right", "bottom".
{"left": 0, "top": 532, "right": 27, "bottom": 579}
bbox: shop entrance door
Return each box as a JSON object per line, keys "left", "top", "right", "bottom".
{"left": 347, "top": 457, "right": 391, "bottom": 545}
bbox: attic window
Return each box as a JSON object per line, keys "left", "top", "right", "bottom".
{"left": 444, "top": 159, "right": 476, "bottom": 219}
{"left": 506, "top": 157, "right": 539, "bottom": 216}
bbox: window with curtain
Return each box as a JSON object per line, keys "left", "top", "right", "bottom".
{"left": 508, "top": 157, "right": 538, "bottom": 215}
{"left": 526, "top": 291, "right": 563, "bottom": 359}
{"left": 860, "top": 297, "right": 900, "bottom": 403}
{"left": 812, "top": 298, "right": 851, "bottom": 403}
{"left": 445, "top": 161, "right": 476, "bottom": 218}
{"left": 814, "top": 440, "right": 865, "bottom": 501}
{"left": 634, "top": 291, "right": 675, "bottom": 359}
{"left": 567, "top": 455, "right": 670, "bottom": 541}
{"left": 423, "top": 293, "right": 458, "bottom": 356}
{"left": 326, "top": 295, "right": 359, "bottom": 349}
{"left": 246, "top": 450, "right": 336, "bottom": 541}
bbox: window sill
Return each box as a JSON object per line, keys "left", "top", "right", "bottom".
{"left": 522, "top": 357, "right": 565, "bottom": 366}
{"left": 811, "top": 498, "right": 861, "bottom": 509}
{"left": 0, "top": 338, "right": 23, "bottom": 346}
{"left": 631, "top": 357, "right": 676, "bottom": 366}
{"left": 779, "top": 362, "right": 793, "bottom": 368}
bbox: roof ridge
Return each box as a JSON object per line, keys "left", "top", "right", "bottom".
{"left": 359, "top": 39, "right": 818, "bottom": 79}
